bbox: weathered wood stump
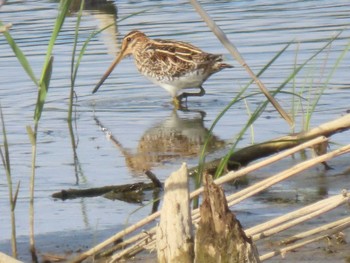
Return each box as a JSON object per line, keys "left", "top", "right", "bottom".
{"left": 156, "top": 163, "right": 194, "bottom": 263}
{"left": 194, "top": 173, "right": 261, "bottom": 263}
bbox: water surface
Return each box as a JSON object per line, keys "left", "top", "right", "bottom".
{"left": 0, "top": 0, "right": 350, "bottom": 260}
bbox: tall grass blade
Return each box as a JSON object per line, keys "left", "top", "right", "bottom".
{"left": 0, "top": 105, "right": 18, "bottom": 257}
{"left": 0, "top": 21, "right": 38, "bottom": 86}
{"left": 26, "top": 125, "right": 36, "bottom": 146}
{"left": 29, "top": 2, "right": 72, "bottom": 261}
{"left": 68, "top": 0, "right": 84, "bottom": 121}
{"left": 305, "top": 38, "right": 350, "bottom": 128}
{"left": 34, "top": 56, "right": 53, "bottom": 121}
{"left": 214, "top": 32, "right": 344, "bottom": 178}
{"left": 13, "top": 181, "right": 21, "bottom": 209}
{"left": 195, "top": 41, "right": 293, "bottom": 186}
{"left": 40, "top": 0, "right": 72, "bottom": 84}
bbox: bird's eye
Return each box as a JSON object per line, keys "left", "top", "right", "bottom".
{"left": 126, "top": 37, "right": 132, "bottom": 42}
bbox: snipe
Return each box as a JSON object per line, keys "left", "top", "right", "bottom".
{"left": 93, "top": 30, "right": 233, "bottom": 107}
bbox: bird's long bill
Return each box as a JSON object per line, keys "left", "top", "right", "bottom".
{"left": 92, "top": 51, "right": 124, "bottom": 94}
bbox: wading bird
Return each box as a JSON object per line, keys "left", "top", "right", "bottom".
{"left": 92, "top": 30, "right": 233, "bottom": 107}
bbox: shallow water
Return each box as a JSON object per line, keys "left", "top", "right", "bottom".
{"left": 0, "top": 0, "right": 350, "bottom": 260}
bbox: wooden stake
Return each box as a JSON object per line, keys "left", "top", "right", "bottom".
{"left": 156, "top": 163, "right": 194, "bottom": 263}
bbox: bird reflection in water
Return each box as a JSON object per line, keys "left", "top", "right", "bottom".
{"left": 69, "top": 0, "right": 119, "bottom": 56}
{"left": 94, "top": 109, "right": 225, "bottom": 175}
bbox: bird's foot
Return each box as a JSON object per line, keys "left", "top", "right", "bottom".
{"left": 176, "top": 86, "right": 206, "bottom": 102}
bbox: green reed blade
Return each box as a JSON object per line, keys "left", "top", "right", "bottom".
{"left": 71, "top": 0, "right": 84, "bottom": 81}
{"left": 0, "top": 21, "right": 38, "bottom": 86}
{"left": 305, "top": 38, "right": 350, "bottom": 128}
{"left": 0, "top": 106, "right": 10, "bottom": 173}
{"left": 13, "top": 181, "right": 20, "bottom": 210}
{"left": 214, "top": 31, "right": 344, "bottom": 178}
{"left": 39, "top": 0, "right": 72, "bottom": 84}
{"left": 0, "top": 105, "right": 18, "bottom": 257}
{"left": 195, "top": 41, "right": 293, "bottom": 186}
{"left": 34, "top": 56, "right": 53, "bottom": 122}
{"left": 26, "top": 125, "right": 35, "bottom": 146}
{"left": 274, "top": 31, "right": 342, "bottom": 97}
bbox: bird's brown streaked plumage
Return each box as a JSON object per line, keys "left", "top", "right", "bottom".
{"left": 93, "top": 30, "right": 233, "bottom": 107}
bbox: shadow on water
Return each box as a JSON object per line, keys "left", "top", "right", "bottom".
{"left": 94, "top": 108, "right": 226, "bottom": 175}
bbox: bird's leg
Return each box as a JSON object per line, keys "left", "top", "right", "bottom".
{"left": 176, "top": 86, "right": 206, "bottom": 102}
{"left": 172, "top": 97, "right": 189, "bottom": 110}
{"left": 172, "top": 96, "right": 181, "bottom": 109}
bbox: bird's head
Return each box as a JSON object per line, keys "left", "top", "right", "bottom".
{"left": 92, "top": 30, "right": 148, "bottom": 94}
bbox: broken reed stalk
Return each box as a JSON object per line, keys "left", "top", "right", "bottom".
{"left": 109, "top": 235, "right": 152, "bottom": 262}
{"left": 189, "top": 0, "right": 293, "bottom": 126}
{"left": 192, "top": 139, "right": 350, "bottom": 222}
{"left": 192, "top": 113, "right": 350, "bottom": 175}
{"left": 109, "top": 230, "right": 157, "bottom": 261}
{"left": 119, "top": 142, "right": 350, "bottom": 259}
{"left": 72, "top": 137, "right": 329, "bottom": 261}
{"left": 100, "top": 140, "right": 350, "bottom": 261}
{"left": 249, "top": 192, "right": 350, "bottom": 241}
{"left": 93, "top": 114, "right": 350, "bottom": 260}
{"left": 225, "top": 143, "right": 350, "bottom": 205}
{"left": 70, "top": 211, "right": 161, "bottom": 262}
{"left": 246, "top": 192, "right": 349, "bottom": 237}
{"left": 99, "top": 230, "right": 156, "bottom": 258}
{"left": 0, "top": 23, "right": 12, "bottom": 33}
{"left": 111, "top": 192, "right": 350, "bottom": 262}
{"left": 73, "top": 136, "right": 326, "bottom": 262}
{"left": 280, "top": 216, "right": 350, "bottom": 245}
{"left": 73, "top": 114, "right": 350, "bottom": 261}
{"left": 190, "top": 136, "right": 328, "bottom": 199}
{"left": 259, "top": 217, "right": 350, "bottom": 261}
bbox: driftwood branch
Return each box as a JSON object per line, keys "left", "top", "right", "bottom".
{"left": 51, "top": 183, "right": 155, "bottom": 201}
{"left": 52, "top": 170, "right": 162, "bottom": 203}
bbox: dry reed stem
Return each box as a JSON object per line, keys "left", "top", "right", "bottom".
{"left": 70, "top": 211, "right": 160, "bottom": 262}
{"left": 280, "top": 216, "right": 350, "bottom": 245}
{"left": 111, "top": 193, "right": 350, "bottom": 261}
{"left": 259, "top": 217, "right": 350, "bottom": 261}
{"left": 246, "top": 193, "right": 348, "bottom": 236}
{"left": 109, "top": 139, "right": 349, "bottom": 260}
{"left": 110, "top": 234, "right": 152, "bottom": 262}
{"left": 190, "top": 136, "right": 328, "bottom": 199}
{"left": 189, "top": 0, "right": 293, "bottom": 126}
{"left": 74, "top": 123, "right": 350, "bottom": 261}
{"left": 225, "top": 143, "right": 350, "bottom": 206}
{"left": 74, "top": 113, "right": 350, "bottom": 260}
{"left": 72, "top": 137, "right": 327, "bottom": 261}
{"left": 111, "top": 231, "right": 157, "bottom": 261}
{"left": 250, "top": 192, "right": 349, "bottom": 241}
{"left": 102, "top": 137, "right": 328, "bottom": 261}
{"left": 0, "top": 252, "right": 22, "bottom": 263}
{"left": 98, "top": 229, "right": 155, "bottom": 258}
{"left": 192, "top": 139, "right": 350, "bottom": 222}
